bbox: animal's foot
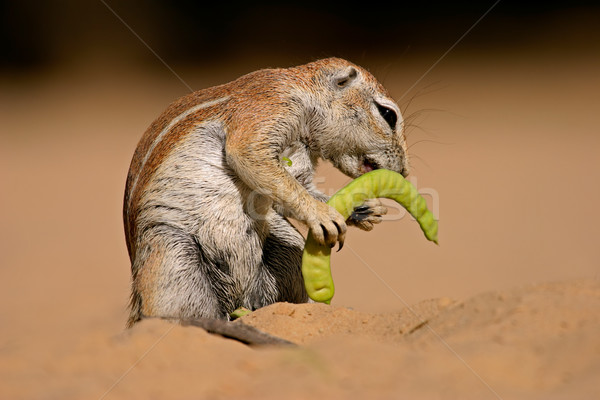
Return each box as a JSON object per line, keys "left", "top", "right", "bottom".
{"left": 306, "top": 201, "right": 347, "bottom": 250}
{"left": 347, "top": 198, "right": 388, "bottom": 231}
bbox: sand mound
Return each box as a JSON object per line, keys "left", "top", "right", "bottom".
{"left": 2, "top": 279, "right": 598, "bottom": 399}
{"left": 238, "top": 297, "right": 452, "bottom": 345}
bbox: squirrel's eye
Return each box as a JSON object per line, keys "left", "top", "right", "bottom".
{"left": 376, "top": 103, "right": 397, "bottom": 131}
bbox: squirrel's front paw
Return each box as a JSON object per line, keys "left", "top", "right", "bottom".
{"left": 307, "top": 202, "right": 347, "bottom": 250}
{"left": 347, "top": 198, "right": 388, "bottom": 232}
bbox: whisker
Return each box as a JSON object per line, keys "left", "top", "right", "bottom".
{"left": 399, "top": 81, "right": 446, "bottom": 115}
{"left": 402, "top": 107, "right": 451, "bottom": 140}
{"left": 406, "top": 153, "right": 431, "bottom": 172}
{"left": 403, "top": 108, "right": 446, "bottom": 124}
{"left": 407, "top": 139, "right": 454, "bottom": 152}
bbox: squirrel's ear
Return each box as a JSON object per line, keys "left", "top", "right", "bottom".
{"left": 333, "top": 66, "right": 358, "bottom": 88}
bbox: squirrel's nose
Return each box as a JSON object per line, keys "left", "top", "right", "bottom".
{"left": 400, "top": 159, "right": 410, "bottom": 177}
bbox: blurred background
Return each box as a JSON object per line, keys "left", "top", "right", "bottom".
{"left": 1, "top": 0, "right": 599, "bottom": 344}
{"left": 2, "top": 1, "right": 599, "bottom": 69}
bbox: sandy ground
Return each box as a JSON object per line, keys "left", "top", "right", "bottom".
{"left": 1, "top": 40, "right": 600, "bottom": 398}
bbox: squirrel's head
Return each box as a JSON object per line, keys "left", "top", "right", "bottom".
{"left": 299, "top": 58, "right": 409, "bottom": 178}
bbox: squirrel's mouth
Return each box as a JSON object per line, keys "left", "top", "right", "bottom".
{"left": 359, "top": 158, "right": 379, "bottom": 174}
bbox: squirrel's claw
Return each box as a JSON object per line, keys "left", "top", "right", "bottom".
{"left": 309, "top": 202, "right": 347, "bottom": 248}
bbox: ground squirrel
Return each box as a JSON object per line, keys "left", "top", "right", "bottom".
{"left": 124, "top": 57, "right": 409, "bottom": 327}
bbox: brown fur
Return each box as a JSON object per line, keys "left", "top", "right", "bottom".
{"left": 124, "top": 58, "right": 409, "bottom": 325}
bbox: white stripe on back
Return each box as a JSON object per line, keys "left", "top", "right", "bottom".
{"left": 126, "top": 96, "right": 230, "bottom": 216}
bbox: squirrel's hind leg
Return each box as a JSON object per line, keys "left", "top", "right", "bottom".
{"left": 128, "top": 224, "right": 224, "bottom": 326}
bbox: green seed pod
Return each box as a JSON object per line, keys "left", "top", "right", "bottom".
{"left": 301, "top": 169, "right": 438, "bottom": 304}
